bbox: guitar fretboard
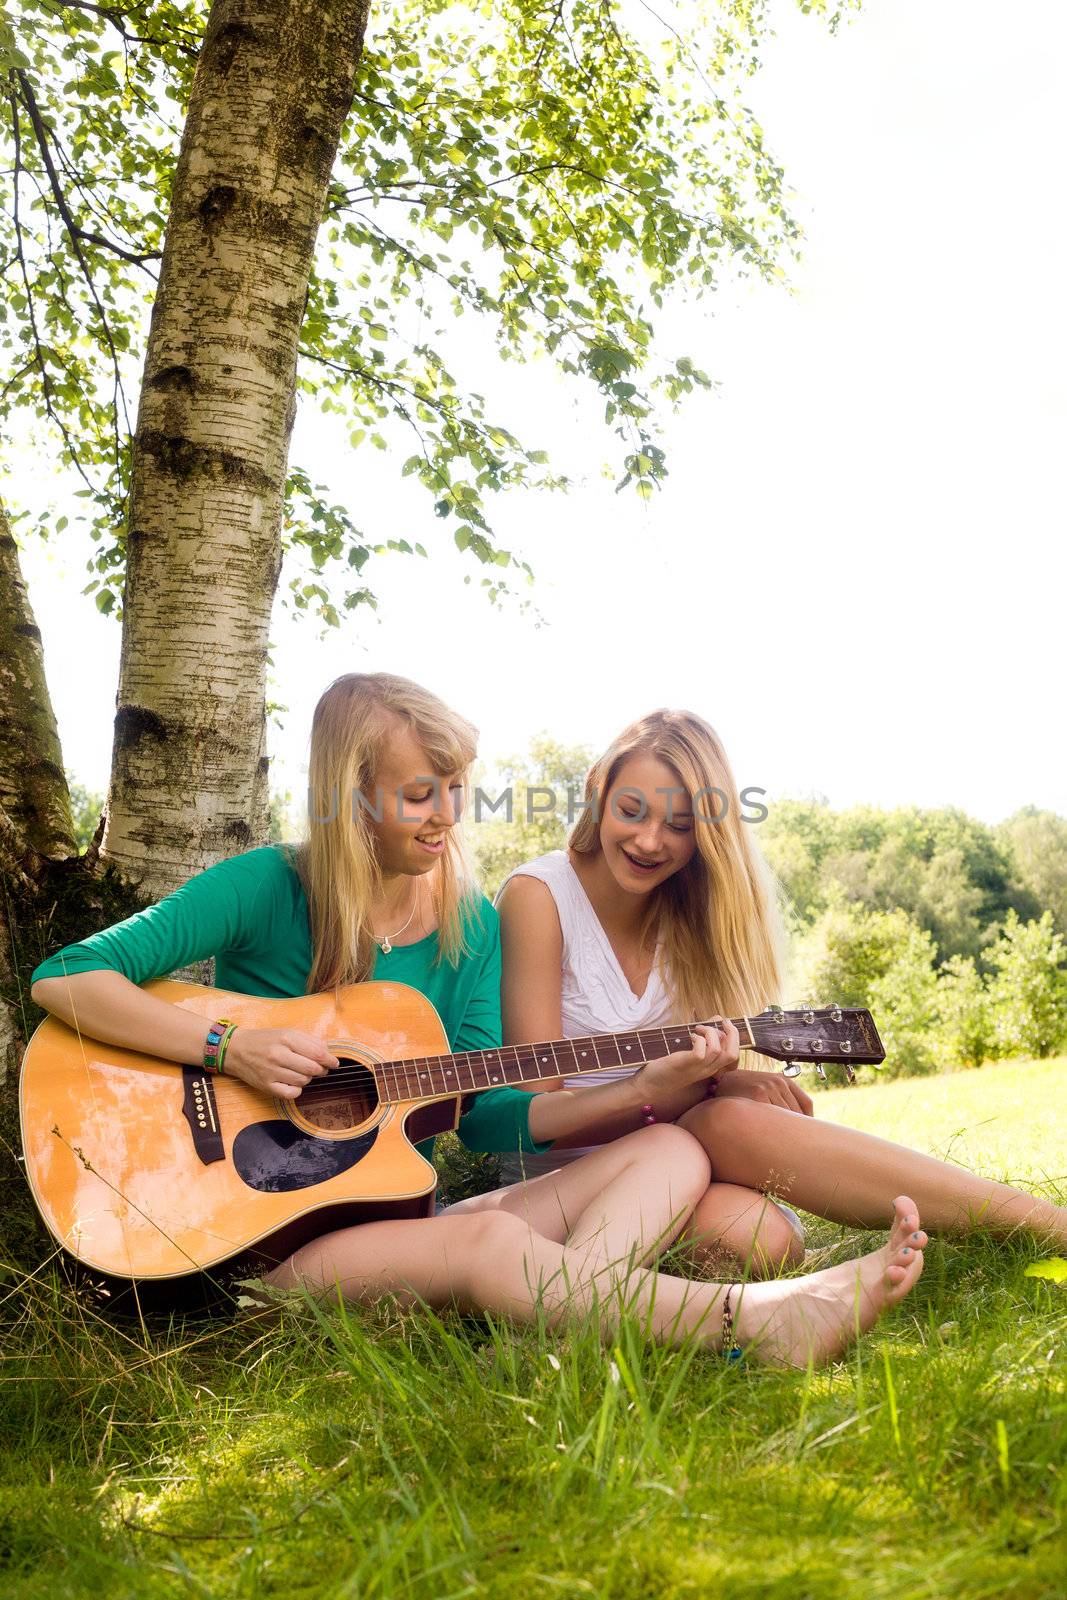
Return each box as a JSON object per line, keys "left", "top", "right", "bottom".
{"left": 370, "top": 1020, "right": 754, "bottom": 1103}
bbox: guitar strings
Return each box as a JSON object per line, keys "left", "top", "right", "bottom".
{"left": 299, "top": 1031, "right": 666, "bottom": 1100}
{"left": 294, "top": 1011, "right": 863, "bottom": 1104}
{"left": 300, "top": 1024, "right": 737, "bottom": 1103}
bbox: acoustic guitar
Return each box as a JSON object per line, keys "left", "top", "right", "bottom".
{"left": 20, "top": 980, "right": 884, "bottom": 1292}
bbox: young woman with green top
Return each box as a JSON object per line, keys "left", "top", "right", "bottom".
{"left": 31, "top": 674, "right": 929, "bottom": 1368}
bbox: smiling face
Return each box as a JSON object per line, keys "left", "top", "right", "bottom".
{"left": 365, "top": 723, "right": 466, "bottom": 878}
{"left": 598, "top": 752, "right": 698, "bottom": 895}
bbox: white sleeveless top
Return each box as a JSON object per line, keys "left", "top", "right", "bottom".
{"left": 497, "top": 851, "right": 679, "bottom": 1183}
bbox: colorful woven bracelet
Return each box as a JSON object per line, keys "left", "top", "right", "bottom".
{"left": 203, "top": 1018, "right": 234, "bottom": 1075}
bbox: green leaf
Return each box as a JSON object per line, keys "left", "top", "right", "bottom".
{"left": 1024, "top": 1258, "right": 1067, "bottom": 1283}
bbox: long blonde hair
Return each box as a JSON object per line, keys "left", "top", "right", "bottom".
{"left": 569, "top": 709, "right": 784, "bottom": 1021}
{"left": 299, "top": 674, "right": 479, "bottom": 991}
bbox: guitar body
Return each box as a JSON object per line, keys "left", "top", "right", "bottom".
{"left": 19, "top": 980, "right": 461, "bottom": 1292}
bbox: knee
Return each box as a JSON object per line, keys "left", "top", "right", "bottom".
{"left": 687, "top": 1188, "right": 806, "bottom": 1278}
{"left": 442, "top": 1208, "right": 532, "bottom": 1300}
{"left": 679, "top": 1092, "right": 769, "bottom": 1151}
{"left": 450, "top": 1208, "right": 529, "bottom": 1255}
{"left": 637, "top": 1123, "right": 712, "bottom": 1199}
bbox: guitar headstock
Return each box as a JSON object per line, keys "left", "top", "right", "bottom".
{"left": 747, "top": 1005, "right": 885, "bottom": 1081}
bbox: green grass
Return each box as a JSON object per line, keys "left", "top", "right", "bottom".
{"left": 2, "top": 1061, "right": 1065, "bottom": 1600}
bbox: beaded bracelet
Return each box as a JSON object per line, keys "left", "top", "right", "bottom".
{"left": 204, "top": 1018, "right": 235, "bottom": 1075}
{"left": 642, "top": 1074, "right": 720, "bottom": 1126}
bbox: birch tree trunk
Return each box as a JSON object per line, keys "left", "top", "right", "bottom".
{"left": 0, "top": 501, "right": 76, "bottom": 866}
{"left": 104, "top": 0, "right": 371, "bottom": 898}
{"left": 0, "top": 497, "right": 76, "bottom": 1080}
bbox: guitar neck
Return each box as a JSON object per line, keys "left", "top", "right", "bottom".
{"left": 372, "top": 1019, "right": 753, "bottom": 1104}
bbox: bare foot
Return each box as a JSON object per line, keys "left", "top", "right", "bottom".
{"left": 731, "top": 1196, "right": 927, "bottom": 1368}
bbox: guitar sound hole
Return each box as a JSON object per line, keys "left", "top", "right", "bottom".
{"left": 295, "top": 1057, "right": 379, "bottom": 1132}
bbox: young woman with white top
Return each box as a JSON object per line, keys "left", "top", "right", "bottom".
{"left": 497, "top": 709, "right": 1067, "bottom": 1270}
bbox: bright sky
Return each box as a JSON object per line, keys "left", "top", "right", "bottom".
{"left": 16, "top": 0, "right": 1067, "bottom": 821}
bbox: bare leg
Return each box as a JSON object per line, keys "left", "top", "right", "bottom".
{"left": 681, "top": 1183, "right": 806, "bottom": 1276}
{"left": 445, "top": 1124, "right": 712, "bottom": 1266}
{"left": 462, "top": 1134, "right": 805, "bottom": 1277}
{"left": 681, "top": 1097, "right": 1067, "bottom": 1247}
{"left": 263, "top": 1130, "right": 929, "bottom": 1368}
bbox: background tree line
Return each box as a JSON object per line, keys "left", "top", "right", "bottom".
{"left": 435, "top": 738, "right": 1067, "bottom": 1079}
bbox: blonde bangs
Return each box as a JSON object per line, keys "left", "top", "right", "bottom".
{"left": 299, "top": 674, "right": 480, "bottom": 992}
{"left": 570, "top": 709, "right": 784, "bottom": 1023}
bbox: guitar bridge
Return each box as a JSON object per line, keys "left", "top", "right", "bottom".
{"left": 181, "top": 1067, "right": 225, "bottom": 1165}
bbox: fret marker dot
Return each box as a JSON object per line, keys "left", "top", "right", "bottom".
{"left": 541, "top": 1056, "right": 547, "bottom": 1063}
{"left": 581, "top": 1051, "right": 587, "bottom": 1058}
{"left": 626, "top": 1045, "right": 632, "bottom": 1052}
{"left": 492, "top": 1076, "right": 499, "bottom": 1084}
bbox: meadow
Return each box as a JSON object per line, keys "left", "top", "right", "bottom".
{"left": 2, "top": 1059, "right": 1064, "bottom": 1600}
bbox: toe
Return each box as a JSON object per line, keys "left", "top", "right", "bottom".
{"left": 891, "top": 1197, "right": 919, "bottom": 1243}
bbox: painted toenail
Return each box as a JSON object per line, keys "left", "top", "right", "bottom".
{"left": 902, "top": 1248, "right": 911, "bottom": 1256}
{"left": 912, "top": 1232, "right": 921, "bottom": 1240}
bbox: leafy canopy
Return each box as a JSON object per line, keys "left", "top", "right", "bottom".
{"left": 1, "top": 0, "right": 844, "bottom": 621}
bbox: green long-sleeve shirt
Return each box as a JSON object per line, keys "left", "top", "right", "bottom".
{"left": 32, "top": 845, "right": 549, "bottom": 1160}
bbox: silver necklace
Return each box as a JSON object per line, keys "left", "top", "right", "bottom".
{"left": 374, "top": 881, "right": 419, "bottom": 954}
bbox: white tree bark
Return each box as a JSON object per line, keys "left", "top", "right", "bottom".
{"left": 105, "top": 0, "right": 371, "bottom": 897}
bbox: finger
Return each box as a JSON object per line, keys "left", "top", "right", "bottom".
{"left": 718, "top": 1018, "right": 741, "bottom": 1071}
{"left": 286, "top": 1032, "right": 339, "bottom": 1068}
{"left": 704, "top": 1019, "right": 738, "bottom": 1072}
{"left": 270, "top": 1080, "right": 304, "bottom": 1100}
{"left": 271, "top": 1062, "right": 316, "bottom": 1088}
{"left": 278, "top": 1047, "right": 329, "bottom": 1078}
{"left": 792, "top": 1083, "right": 815, "bottom": 1116}
{"left": 773, "top": 1075, "right": 812, "bottom": 1115}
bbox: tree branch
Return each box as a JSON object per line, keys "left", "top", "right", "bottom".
{"left": 15, "top": 69, "right": 134, "bottom": 454}
{"left": 7, "top": 90, "right": 98, "bottom": 494}
{"left": 47, "top": 0, "right": 200, "bottom": 57}
{"left": 14, "top": 69, "right": 162, "bottom": 266}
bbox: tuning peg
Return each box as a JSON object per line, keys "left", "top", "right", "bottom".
{"left": 830, "top": 1005, "right": 842, "bottom": 1023}
{"left": 815, "top": 1062, "right": 827, "bottom": 1082}
{"left": 783, "top": 1062, "right": 803, "bottom": 1079}
{"left": 843, "top": 1063, "right": 856, "bottom": 1085}
{"left": 767, "top": 1003, "right": 784, "bottom": 1015}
